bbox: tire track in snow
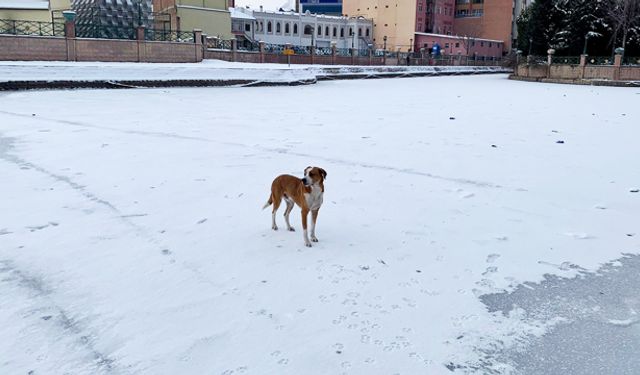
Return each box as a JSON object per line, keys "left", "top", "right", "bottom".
{"left": 0, "top": 260, "right": 120, "bottom": 374}
{"left": 0, "top": 110, "right": 505, "bottom": 189}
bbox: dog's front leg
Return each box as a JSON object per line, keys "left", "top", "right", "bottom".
{"left": 310, "top": 209, "right": 319, "bottom": 242}
{"left": 301, "top": 208, "right": 311, "bottom": 247}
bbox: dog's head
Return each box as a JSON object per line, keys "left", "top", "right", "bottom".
{"left": 303, "top": 166, "right": 327, "bottom": 187}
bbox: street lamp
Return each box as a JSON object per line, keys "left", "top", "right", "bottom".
{"left": 582, "top": 32, "right": 590, "bottom": 55}
{"left": 383, "top": 35, "right": 387, "bottom": 51}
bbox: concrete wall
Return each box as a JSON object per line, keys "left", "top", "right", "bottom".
{"left": 0, "top": 35, "right": 68, "bottom": 60}
{"left": 515, "top": 56, "right": 640, "bottom": 82}
{"left": 0, "top": 31, "right": 203, "bottom": 63}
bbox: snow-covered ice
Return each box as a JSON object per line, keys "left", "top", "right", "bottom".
{"left": 0, "top": 74, "right": 639, "bottom": 374}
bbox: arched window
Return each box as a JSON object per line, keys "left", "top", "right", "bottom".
{"left": 325, "top": 26, "right": 329, "bottom": 36}
{"left": 365, "top": 28, "right": 370, "bottom": 37}
{"left": 317, "top": 25, "right": 321, "bottom": 36}
{"left": 340, "top": 28, "right": 344, "bottom": 37}
{"left": 333, "top": 27, "right": 337, "bottom": 37}
{"left": 285, "top": 23, "right": 290, "bottom": 34}
{"left": 267, "top": 21, "right": 272, "bottom": 33}
{"left": 349, "top": 27, "right": 353, "bottom": 36}
{"left": 293, "top": 23, "right": 298, "bottom": 34}
{"left": 304, "top": 25, "right": 313, "bottom": 35}
{"left": 358, "top": 28, "right": 362, "bottom": 36}
{"left": 276, "top": 22, "right": 281, "bottom": 33}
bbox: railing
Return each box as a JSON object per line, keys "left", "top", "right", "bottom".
{"left": 264, "top": 43, "right": 284, "bottom": 54}
{"left": 76, "top": 24, "right": 137, "bottom": 40}
{"left": 551, "top": 56, "right": 580, "bottom": 65}
{"left": 315, "top": 46, "right": 332, "bottom": 56}
{"left": 336, "top": 48, "right": 351, "bottom": 57}
{"left": 206, "top": 38, "right": 232, "bottom": 50}
{"left": 357, "top": 49, "right": 370, "bottom": 57}
{"left": 587, "top": 56, "right": 613, "bottom": 65}
{"left": 0, "top": 19, "right": 65, "bottom": 37}
{"left": 623, "top": 56, "right": 640, "bottom": 66}
{"left": 292, "top": 45, "right": 311, "bottom": 55}
{"left": 145, "top": 29, "right": 194, "bottom": 43}
{"left": 237, "top": 41, "right": 259, "bottom": 52}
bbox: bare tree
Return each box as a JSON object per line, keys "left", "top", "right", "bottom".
{"left": 606, "top": 0, "right": 640, "bottom": 55}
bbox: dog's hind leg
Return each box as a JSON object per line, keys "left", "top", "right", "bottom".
{"left": 283, "top": 197, "right": 295, "bottom": 231}
{"left": 271, "top": 195, "right": 281, "bottom": 231}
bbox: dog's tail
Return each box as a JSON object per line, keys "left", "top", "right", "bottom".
{"left": 262, "top": 194, "right": 273, "bottom": 210}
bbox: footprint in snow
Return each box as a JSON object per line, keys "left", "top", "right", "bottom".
{"left": 486, "top": 253, "right": 500, "bottom": 263}
{"left": 564, "top": 232, "right": 595, "bottom": 240}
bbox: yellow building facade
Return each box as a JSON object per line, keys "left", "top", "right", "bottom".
{"left": 342, "top": 0, "right": 416, "bottom": 51}
{"left": 0, "top": 0, "right": 71, "bottom": 22}
{"left": 154, "top": 0, "right": 232, "bottom": 38}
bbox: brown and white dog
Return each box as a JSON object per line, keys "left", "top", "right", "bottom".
{"left": 263, "top": 166, "right": 327, "bottom": 247}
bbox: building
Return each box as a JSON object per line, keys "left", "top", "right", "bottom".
{"left": 72, "top": 0, "right": 153, "bottom": 38}
{"left": 153, "top": 0, "right": 233, "bottom": 38}
{"left": 231, "top": 7, "right": 372, "bottom": 49}
{"left": 343, "top": 0, "right": 514, "bottom": 53}
{"left": 298, "top": 0, "right": 343, "bottom": 15}
{"left": 414, "top": 32, "right": 503, "bottom": 58}
{"left": 453, "top": 0, "right": 514, "bottom": 51}
{"left": 0, "top": 0, "right": 70, "bottom": 22}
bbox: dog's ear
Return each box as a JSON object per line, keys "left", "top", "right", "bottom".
{"left": 319, "top": 168, "right": 327, "bottom": 180}
{"left": 305, "top": 166, "right": 312, "bottom": 175}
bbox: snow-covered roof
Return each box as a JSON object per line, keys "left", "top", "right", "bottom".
{"left": 0, "top": 0, "right": 49, "bottom": 10}
{"left": 229, "top": 7, "right": 256, "bottom": 21}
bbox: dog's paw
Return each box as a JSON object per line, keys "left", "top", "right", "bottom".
{"left": 288, "top": 227, "right": 295, "bottom": 232}
{"left": 272, "top": 225, "right": 278, "bottom": 231}
{"left": 311, "top": 236, "right": 319, "bottom": 242}
{"left": 305, "top": 242, "right": 312, "bottom": 248}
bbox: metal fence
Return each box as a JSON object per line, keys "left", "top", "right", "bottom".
{"left": 336, "top": 48, "right": 351, "bottom": 57}
{"left": 587, "top": 56, "right": 613, "bottom": 65}
{"left": 76, "top": 23, "right": 137, "bottom": 40}
{"left": 206, "top": 38, "right": 232, "bottom": 50}
{"left": 237, "top": 41, "right": 259, "bottom": 52}
{"left": 623, "top": 56, "right": 640, "bottom": 66}
{"left": 145, "top": 29, "right": 194, "bottom": 43}
{"left": 551, "top": 56, "right": 580, "bottom": 65}
{"left": 0, "top": 19, "right": 65, "bottom": 37}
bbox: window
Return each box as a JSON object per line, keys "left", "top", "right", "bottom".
{"left": 365, "top": 28, "right": 370, "bottom": 37}
{"left": 455, "top": 42, "right": 460, "bottom": 47}
{"left": 340, "top": 28, "right": 344, "bottom": 37}
{"left": 445, "top": 43, "right": 449, "bottom": 48}
{"left": 325, "top": 26, "right": 329, "bottom": 36}
{"left": 245, "top": 23, "right": 251, "bottom": 32}
{"left": 358, "top": 28, "right": 362, "bottom": 37}
{"left": 285, "top": 23, "right": 290, "bottom": 34}
{"left": 276, "top": 22, "right": 281, "bottom": 33}
{"left": 267, "top": 21, "right": 272, "bottom": 33}
{"left": 317, "top": 25, "right": 322, "bottom": 36}
{"left": 480, "top": 41, "right": 484, "bottom": 47}
{"left": 294, "top": 23, "right": 298, "bottom": 34}
{"left": 489, "top": 42, "right": 492, "bottom": 47}
{"left": 333, "top": 27, "right": 337, "bottom": 37}
{"left": 304, "top": 25, "right": 313, "bottom": 35}
{"left": 349, "top": 27, "right": 353, "bottom": 36}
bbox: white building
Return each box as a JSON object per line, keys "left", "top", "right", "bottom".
{"left": 230, "top": 7, "right": 373, "bottom": 50}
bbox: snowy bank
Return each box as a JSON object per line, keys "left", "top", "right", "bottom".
{"left": 0, "top": 60, "right": 510, "bottom": 90}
